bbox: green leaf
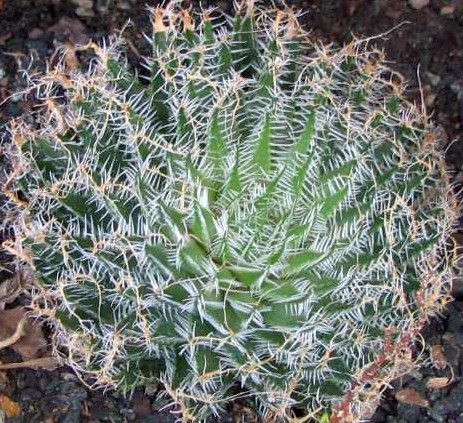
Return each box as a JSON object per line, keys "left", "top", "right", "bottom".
{"left": 218, "top": 44, "right": 232, "bottom": 75}
{"left": 206, "top": 111, "right": 228, "bottom": 180}
{"left": 194, "top": 347, "right": 221, "bottom": 376}
{"left": 23, "top": 138, "right": 67, "bottom": 179}
{"left": 285, "top": 250, "right": 327, "bottom": 276}
{"left": 203, "top": 19, "right": 215, "bottom": 44}
{"left": 387, "top": 96, "right": 400, "bottom": 113}
{"left": 159, "top": 203, "right": 186, "bottom": 243}
{"left": 261, "top": 303, "right": 302, "bottom": 328}
{"left": 253, "top": 329, "right": 286, "bottom": 347}
{"left": 253, "top": 168, "right": 284, "bottom": 218}
{"left": 145, "top": 244, "right": 178, "bottom": 277}
{"left": 106, "top": 58, "right": 144, "bottom": 93}
{"left": 253, "top": 113, "right": 272, "bottom": 173}
{"left": 179, "top": 239, "right": 210, "bottom": 275}
{"left": 320, "top": 379, "right": 344, "bottom": 397}
{"left": 216, "top": 151, "right": 242, "bottom": 207}
{"left": 228, "top": 161, "right": 242, "bottom": 192}
{"left": 172, "top": 354, "right": 190, "bottom": 388}
{"left": 320, "top": 187, "right": 348, "bottom": 217}
{"left": 407, "top": 235, "right": 440, "bottom": 258}
{"left": 280, "top": 40, "right": 301, "bottom": 89}
{"left": 229, "top": 266, "right": 266, "bottom": 288}
{"left": 319, "top": 411, "right": 330, "bottom": 423}
{"left": 55, "top": 309, "right": 81, "bottom": 331}
{"left": 319, "top": 161, "right": 355, "bottom": 184}
{"left": 203, "top": 298, "right": 249, "bottom": 334}
{"left": 292, "top": 154, "right": 314, "bottom": 197}
{"left": 299, "top": 272, "right": 339, "bottom": 296}
{"left": 289, "top": 111, "right": 315, "bottom": 159}
{"left": 342, "top": 247, "right": 383, "bottom": 270}
{"left": 163, "top": 284, "right": 189, "bottom": 303}
{"left": 261, "top": 279, "right": 302, "bottom": 302}
{"left": 226, "top": 289, "right": 258, "bottom": 306}
{"left": 232, "top": 15, "right": 256, "bottom": 75}
{"left": 191, "top": 202, "right": 216, "bottom": 247}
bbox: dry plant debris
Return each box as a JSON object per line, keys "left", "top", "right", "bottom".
{"left": 395, "top": 388, "right": 430, "bottom": 408}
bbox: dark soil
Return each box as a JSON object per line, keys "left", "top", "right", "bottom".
{"left": 0, "top": 0, "right": 463, "bottom": 422}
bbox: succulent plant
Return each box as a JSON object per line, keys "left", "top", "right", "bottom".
{"left": 3, "top": 0, "right": 456, "bottom": 421}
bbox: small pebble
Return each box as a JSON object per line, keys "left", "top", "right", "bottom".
{"left": 120, "top": 408, "right": 136, "bottom": 420}
{"left": 450, "top": 81, "right": 463, "bottom": 98}
{"left": 28, "top": 28, "right": 44, "bottom": 39}
{"left": 72, "top": 0, "right": 94, "bottom": 17}
{"left": 75, "top": 6, "right": 95, "bottom": 16}
{"left": 9, "top": 92, "right": 23, "bottom": 102}
{"left": 426, "top": 71, "right": 441, "bottom": 87}
{"left": 116, "top": 0, "right": 132, "bottom": 10}
{"left": 440, "top": 5, "right": 456, "bottom": 16}
{"left": 96, "top": 0, "right": 110, "bottom": 12}
{"left": 409, "top": 0, "right": 430, "bottom": 10}
{"left": 425, "top": 91, "right": 437, "bottom": 108}
{"left": 72, "top": 0, "right": 93, "bottom": 8}
{"left": 61, "top": 372, "right": 79, "bottom": 382}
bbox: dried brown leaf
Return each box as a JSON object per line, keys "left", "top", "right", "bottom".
{"left": 426, "top": 377, "right": 450, "bottom": 389}
{"left": 430, "top": 345, "right": 448, "bottom": 370}
{"left": 0, "top": 394, "right": 21, "bottom": 418}
{"left": 0, "top": 356, "right": 59, "bottom": 371}
{"left": 64, "top": 43, "right": 80, "bottom": 71}
{"left": 0, "top": 274, "right": 22, "bottom": 306}
{"left": 395, "top": 388, "right": 429, "bottom": 408}
{"left": 0, "top": 307, "right": 47, "bottom": 360}
{"left": 0, "top": 371, "right": 8, "bottom": 388}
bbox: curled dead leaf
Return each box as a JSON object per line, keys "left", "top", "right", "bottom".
{"left": 426, "top": 377, "right": 450, "bottom": 389}
{"left": 0, "top": 307, "right": 47, "bottom": 360}
{"left": 395, "top": 388, "right": 429, "bottom": 408}
{"left": 430, "top": 345, "right": 448, "bottom": 370}
{"left": 0, "top": 274, "right": 22, "bottom": 306}
{"left": 0, "top": 395, "right": 20, "bottom": 418}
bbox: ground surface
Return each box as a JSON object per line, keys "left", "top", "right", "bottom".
{"left": 0, "top": 0, "right": 463, "bottom": 422}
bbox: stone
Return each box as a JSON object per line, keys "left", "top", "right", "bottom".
{"left": 440, "top": 5, "right": 456, "bottom": 15}
{"left": 409, "top": 0, "right": 430, "bottom": 10}
{"left": 426, "top": 72, "right": 441, "bottom": 87}
{"left": 28, "top": 28, "right": 44, "bottom": 39}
